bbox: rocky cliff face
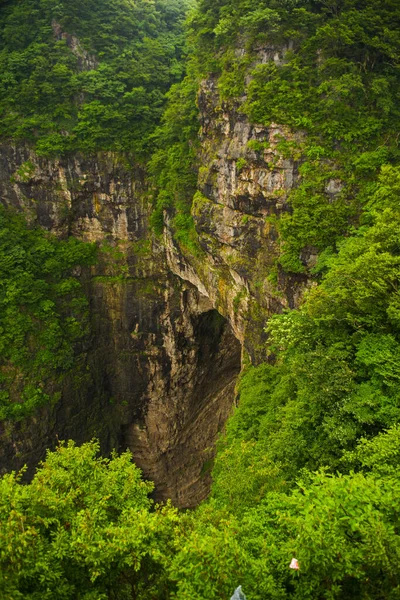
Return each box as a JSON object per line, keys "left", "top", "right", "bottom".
{"left": 0, "top": 69, "right": 308, "bottom": 506}
{"left": 0, "top": 144, "right": 241, "bottom": 507}
{"left": 165, "top": 76, "right": 308, "bottom": 363}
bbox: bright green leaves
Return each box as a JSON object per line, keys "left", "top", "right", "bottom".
{"left": 172, "top": 445, "right": 400, "bottom": 599}
{"left": 0, "top": 440, "right": 178, "bottom": 600}
{"left": 171, "top": 507, "right": 250, "bottom": 600}
{"left": 3, "top": 436, "right": 400, "bottom": 600}
{"left": 170, "top": 501, "right": 289, "bottom": 600}
{"left": 344, "top": 424, "right": 400, "bottom": 475}
{"left": 244, "top": 0, "right": 400, "bottom": 272}
{"left": 3, "top": 431, "right": 400, "bottom": 600}
{"left": 210, "top": 165, "right": 400, "bottom": 531}
{"left": 255, "top": 1, "right": 400, "bottom": 145}
{"left": 285, "top": 469, "right": 400, "bottom": 600}
{"left": 190, "top": 431, "right": 400, "bottom": 600}
{"left": 0, "top": 207, "right": 96, "bottom": 420}
{"left": 305, "top": 176, "right": 400, "bottom": 334}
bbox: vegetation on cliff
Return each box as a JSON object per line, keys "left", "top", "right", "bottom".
{"left": 176, "top": 0, "right": 400, "bottom": 271}
{"left": 169, "top": 1, "right": 400, "bottom": 596}
{"left": 3, "top": 429, "right": 400, "bottom": 599}
{"left": 171, "top": 162, "right": 400, "bottom": 598}
{"left": 0, "top": 207, "right": 96, "bottom": 420}
{"left": 0, "top": 0, "right": 191, "bottom": 418}
{"left": 149, "top": 73, "right": 201, "bottom": 253}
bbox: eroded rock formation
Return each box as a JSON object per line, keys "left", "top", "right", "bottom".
{"left": 165, "top": 77, "right": 308, "bottom": 362}
{"left": 0, "top": 144, "right": 241, "bottom": 507}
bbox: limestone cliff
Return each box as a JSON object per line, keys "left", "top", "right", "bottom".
{"left": 0, "top": 144, "right": 240, "bottom": 507}
{"left": 165, "top": 76, "right": 308, "bottom": 363}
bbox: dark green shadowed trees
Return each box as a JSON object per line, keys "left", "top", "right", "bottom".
{"left": 0, "top": 0, "right": 189, "bottom": 157}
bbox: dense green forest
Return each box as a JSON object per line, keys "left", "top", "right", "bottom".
{"left": 1, "top": 0, "right": 400, "bottom": 598}
{"left": 0, "top": 0, "right": 188, "bottom": 156}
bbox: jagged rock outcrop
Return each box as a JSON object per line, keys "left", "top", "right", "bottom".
{"left": 165, "top": 77, "right": 308, "bottom": 362}
{"left": 52, "top": 20, "right": 98, "bottom": 71}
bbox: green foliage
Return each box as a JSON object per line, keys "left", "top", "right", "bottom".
{"left": 235, "top": 157, "right": 247, "bottom": 173}
{"left": 157, "top": 17, "right": 400, "bottom": 595}
{"left": 2, "top": 1, "right": 400, "bottom": 598}
{"left": 170, "top": 506, "right": 253, "bottom": 600}
{"left": 149, "top": 72, "right": 202, "bottom": 254}
{"left": 284, "top": 468, "right": 400, "bottom": 600}
{"left": 210, "top": 166, "right": 400, "bottom": 508}
{"left": 0, "top": 207, "right": 96, "bottom": 420}
{"left": 4, "top": 435, "right": 400, "bottom": 599}
{"left": 186, "top": 166, "right": 400, "bottom": 598}
{"left": 0, "top": 440, "right": 178, "bottom": 599}
{"left": 172, "top": 430, "right": 400, "bottom": 600}
{"left": 0, "top": 0, "right": 189, "bottom": 157}
{"left": 245, "top": 0, "right": 400, "bottom": 270}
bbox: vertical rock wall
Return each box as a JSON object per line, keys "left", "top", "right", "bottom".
{"left": 0, "top": 68, "right": 309, "bottom": 505}
{"left": 165, "top": 76, "right": 309, "bottom": 362}
{"left": 0, "top": 144, "right": 241, "bottom": 507}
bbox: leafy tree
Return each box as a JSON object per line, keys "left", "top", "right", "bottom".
{"left": 0, "top": 440, "right": 178, "bottom": 600}
{"left": 206, "top": 166, "right": 400, "bottom": 506}
{"left": 0, "top": 207, "right": 96, "bottom": 419}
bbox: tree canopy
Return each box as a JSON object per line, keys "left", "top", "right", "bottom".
{"left": 0, "top": 0, "right": 189, "bottom": 157}
{"left": 0, "top": 440, "right": 178, "bottom": 600}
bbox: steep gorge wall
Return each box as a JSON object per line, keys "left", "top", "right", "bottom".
{"left": 0, "top": 144, "right": 241, "bottom": 507}
{"left": 0, "top": 68, "right": 309, "bottom": 506}
{"left": 165, "top": 76, "right": 309, "bottom": 362}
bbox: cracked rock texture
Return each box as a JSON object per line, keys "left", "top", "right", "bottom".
{"left": 165, "top": 77, "right": 308, "bottom": 362}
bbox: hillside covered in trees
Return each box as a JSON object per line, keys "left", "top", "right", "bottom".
{"left": 1, "top": 0, "right": 400, "bottom": 598}
{"left": 0, "top": 0, "right": 187, "bottom": 156}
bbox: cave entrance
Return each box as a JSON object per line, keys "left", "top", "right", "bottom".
{"left": 165, "top": 308, "right": 242, "bottom": 507}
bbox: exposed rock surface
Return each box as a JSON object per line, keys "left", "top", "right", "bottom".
{"left": 52, "top": 20, "right": 98, "bottom": 71}
{"left": 0, "top": 144, "right": 241, "bottom": 507}
{"left": 165, "top": 77, "right": 308, "bottom": 362}
{"left": 0, "top": 68, "right": 308, "bottom": 506}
